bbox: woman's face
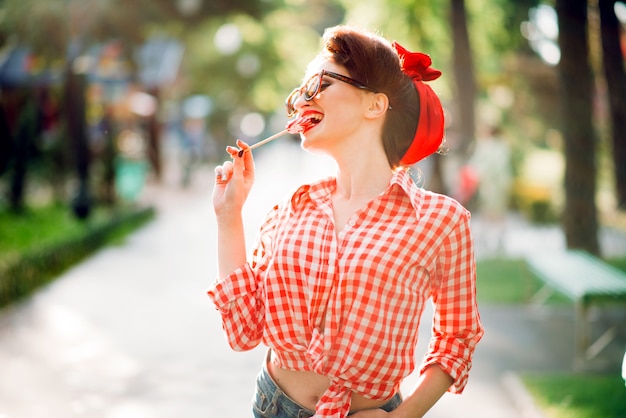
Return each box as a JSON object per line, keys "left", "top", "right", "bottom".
{"left": 291, "top": 59, "right": 374, "bottom": 154}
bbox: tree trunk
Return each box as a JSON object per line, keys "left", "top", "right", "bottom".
{"left": 0, "top": 105, "right": 11, "bottom": 176}
{"left": 556, "top": 0, "right": 600, "bottom": 255}
{"left": 598, "top": 0, "right": 626, "bottom": 209}
{"left": 64, "top": 66, "right": 92, "bottom": 220}
{"left": 450, "top": 0, "right": 476, "bottom": 156}
{"left": 146, "top": 87, "right": 162, "bottom": 181}
{"left": 9, "top": 96, "right": 38, "bottom": 212}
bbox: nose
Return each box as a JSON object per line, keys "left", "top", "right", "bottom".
{"left": 292, "top": 89, "right": 311, "bottom": 115}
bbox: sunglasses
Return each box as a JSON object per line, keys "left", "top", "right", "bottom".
{"left": 285, "top": 70, "right": 376, "bottom": 117}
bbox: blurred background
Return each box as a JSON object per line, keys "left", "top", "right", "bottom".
{"left": 1, "top": 1, "right": 626, "bottom": 417}
{"left": 1, "top": 0, "right": 625, "bottom": 249}
{"left": 1, "top": 0, "right": 625, "bottom": 229}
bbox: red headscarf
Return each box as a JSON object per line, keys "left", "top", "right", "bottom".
{"left": 392, "top": 42, "right": 445, "bottom": 166}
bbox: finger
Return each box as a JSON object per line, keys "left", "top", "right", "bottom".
{"left": 236, "top": 139, "right": 249, "bottom": 149}
{"left": 236, "top": 140, "right": 255, "bottom": 171}
{"left": 235, "top": 139, "right": 250, "bottom": 158}
{"left": 222, "top": 161, "right": 234, "bottom": 178}
{"left": 216, "top": 161, "right": 234, "bottom": 183}
{"left": 226, "top": 145, "right": 239, "bottom": 158}
{"left": 214, "top": 165, "right": 228, "bottom": 183}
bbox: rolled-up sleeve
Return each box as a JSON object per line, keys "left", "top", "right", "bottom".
{"left": 207, "top": 262, "right": 265, "bottom": 351}
{"left": 207, "top": 206, "right": 279, "bottom": 352}
{"left": 420, "top": 208, "right": 484, "bottom": 393}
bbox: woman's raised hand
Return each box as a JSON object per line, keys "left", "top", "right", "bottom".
{"left": 212, "top": 140, "right": 256, "bottom": 218}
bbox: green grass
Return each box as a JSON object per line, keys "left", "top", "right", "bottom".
{"left": 475, "top": 257, "right": 565, "bottom": 304}
{"left": 475, "top": 256, "right": 626, "bottom": 304}
{"left": 521, "top": 373, "right": 626, "bottom": 418}
{"left": 477, "top": 257, "right": 626, "bottom": 418}
{"left": 606, "top": 257, "right": 626, "bottom": 274}
{"left": 475, "top": 258, "right": 533, "bottom": 304}
{"left": 0, "top": 202, "right": 155, "bottom": 308}
{"left": 0, "top": 204, "right": 112, "bottom": 261}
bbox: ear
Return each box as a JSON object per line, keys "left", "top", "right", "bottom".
{"left": 364, "top": 93, "right": 390, "bottom": 120}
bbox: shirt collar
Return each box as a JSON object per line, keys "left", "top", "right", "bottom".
{"left": 289, "top": 169, "right": 424, "bottom": 214}
{"left": 389, "top": 168, "right": 425, "bottom": 213}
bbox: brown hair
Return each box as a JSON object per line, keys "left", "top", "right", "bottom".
{"left": 317, "top": 25, "right": 419, "bottom": 168}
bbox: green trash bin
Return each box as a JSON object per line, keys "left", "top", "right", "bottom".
{"left": 115, "top": 157, "right": 147, "bottom": 201}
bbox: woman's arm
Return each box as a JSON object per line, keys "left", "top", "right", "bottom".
{"left": 350, "top": 365, "right": 452, "bottom": 418}
{"left": 216, "top": 213, "right": 247, "bottom": 279}
{"left": 209, "top": 141, "right": 267, "bottom": 350}
{"left": 213, "top": 140, "right": 255, "bottom": 279}
{"left": 391, "top": 365, "right": 453, "bottom": 418}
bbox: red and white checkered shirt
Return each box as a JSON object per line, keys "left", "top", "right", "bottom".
{"left": 208, "top": 169, "right": 484, "bottom": 418}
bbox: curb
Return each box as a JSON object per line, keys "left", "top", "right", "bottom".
{"left": 501, "top": 371, "right": 545, "bottom": 418}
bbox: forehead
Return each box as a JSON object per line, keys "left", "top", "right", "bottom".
{"left": 303, "top": 58, "right": 347, "bottom": 81}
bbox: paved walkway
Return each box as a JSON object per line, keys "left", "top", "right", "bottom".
{"left": 1, "top": 140, "right": 625, "bottom": 418}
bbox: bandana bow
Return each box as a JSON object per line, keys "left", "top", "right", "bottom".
{"left": 393, "top": 42, "right": 442, "bottom": 82}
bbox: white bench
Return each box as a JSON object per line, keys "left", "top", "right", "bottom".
{"left": 525, "top": 250, "right": 626, "bottom": 368}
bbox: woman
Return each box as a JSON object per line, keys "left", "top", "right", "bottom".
{"left": 209, "top": 25, "right": 483, "bottom": 418}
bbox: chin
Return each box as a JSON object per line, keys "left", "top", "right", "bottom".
{"left": 300, "top": 138, "right": 320, "bottom": 153}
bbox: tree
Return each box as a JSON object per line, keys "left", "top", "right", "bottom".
{"left": 8, "top": 92, "right": 39, "bottom": 211}
{"left": 450, "top": 0, "right": 476, "bottom": 155}
{"left": 0, "top": 0, "right": 278, "bottom": 214}
{"left": 599, "top": 0, "right": 626, "bottom": 209}
{"left": 0, "top": 0, "right": 266, "bottom": 56}
{"left": 556, "top": 0, "right": 600, "bottom": 255}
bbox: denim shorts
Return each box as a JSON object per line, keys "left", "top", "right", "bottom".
{"left": 252, "top": 357, "right": 402, "bottom": 418}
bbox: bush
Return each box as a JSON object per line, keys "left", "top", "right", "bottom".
{"left": 0, "top": 205, "right": 155, "bottom": 309}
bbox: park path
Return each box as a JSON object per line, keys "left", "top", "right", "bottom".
{"left": 1, "top": 139, "right": 625, "bottom": 417}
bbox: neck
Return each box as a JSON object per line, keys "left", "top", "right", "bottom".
{"left": 333, "top": 150, "right": 393, "bottom": 201}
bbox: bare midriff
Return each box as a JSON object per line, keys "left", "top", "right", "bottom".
{"left": 267, "top": 351, "right": 392, "bottom": 412}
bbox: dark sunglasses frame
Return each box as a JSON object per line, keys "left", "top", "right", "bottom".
{"left": 285, "top": 70, "right": 376, "bottom": 117}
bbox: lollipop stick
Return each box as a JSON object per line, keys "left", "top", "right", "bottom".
{"left": 238, "top": 129, "right": 289, "bottom": 157}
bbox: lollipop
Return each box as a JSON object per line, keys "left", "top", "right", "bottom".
{"left": 286, "top": 117, "right": 316, "bottom": 134}
{"left": 237, "top": 117, "right": 314, "bottom": 157}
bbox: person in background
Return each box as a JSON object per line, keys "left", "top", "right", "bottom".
{"left": 209, "top": 25, "right": 484, "bottom": 418}
{"left": 468, "top": 125, "right": 513, "bottom": 253}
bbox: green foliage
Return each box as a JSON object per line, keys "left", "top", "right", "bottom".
{"left": 182, "top": 4, "right": 346, "bottom": 102}
{"left": 0, "top": 0, "right": 273, "bottom": 62}
{"left": 521, "top": 373, "right": 626, "bottom": 418}
{"left": 0, "top": 203, "right": 155, "bottom": 309}
{"left": 0, "top": 0, "right": 566, "bottom": 190}
{"left": 180, "top": 2, "right": 347, "bottom": 154}
{"left": 0, "top": 0, "right": 553, "bottom": 141}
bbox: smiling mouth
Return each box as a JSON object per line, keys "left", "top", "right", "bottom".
{"left": 286, "top": 113, "right": 323, "bottom": 134}
{"left": 308, "top": 113, "right": 323, "bottom": 125}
